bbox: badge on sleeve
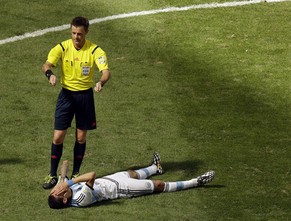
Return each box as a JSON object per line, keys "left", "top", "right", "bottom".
{"left": 98, "top": 56, "right": 106, "bottom": 65}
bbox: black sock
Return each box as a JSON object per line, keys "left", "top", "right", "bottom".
{"left": 73, "top": 141, "right": 86, "bottom": 175}
{"left": 50, "top": 143, "right": 63, "bottom": 176}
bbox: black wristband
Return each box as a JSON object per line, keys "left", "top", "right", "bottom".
{"left": 99, "top": 80, "right": 105, "bottom": 86}
{"left": 45, "top": 70, "right": 54, "bottom": 80}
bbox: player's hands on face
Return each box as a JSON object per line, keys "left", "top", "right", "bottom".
{"left": 50, "top": 182, "right": 69, "bottom": 196}
{"left": 49, "top": 75, "right": 57, "bottom": 86}
{"left": 94, "top": 81, "right": 102, "bottom": 92}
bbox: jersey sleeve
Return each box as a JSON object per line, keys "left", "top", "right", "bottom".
{"left": 47, "top": 43, "right": 63, "bottom": 66}
{"left": 93, "top": 47, "right": 109, "bottom": 72}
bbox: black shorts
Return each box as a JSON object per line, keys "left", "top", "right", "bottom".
{"left": 54, "top": 88, "right": 96, "bottom": 130}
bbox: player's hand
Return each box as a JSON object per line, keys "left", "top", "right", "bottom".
{"left": 50, "top": 182, "right": 69, "bottom": 196}
{"left": 49, "top": 75, "right": 57, "bottom": 86}
{"left": 94, "top": 81, "right": 102, "bottom": 92}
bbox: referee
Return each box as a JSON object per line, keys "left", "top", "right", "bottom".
{"left": 41, "top": 16, "right": 111, "bottom": 189}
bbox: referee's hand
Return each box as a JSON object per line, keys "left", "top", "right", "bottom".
{"left": 49, "top": 75, "right": 57, "bottom": 86}
{"left": 94, "top": 81, "right": 102, "bottom": 92}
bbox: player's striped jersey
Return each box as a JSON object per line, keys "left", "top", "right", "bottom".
{"left": 69, "top": 174, "right": 154, "bottom": 207}
{"left": 69, "top": 179, "right": 118, "bottom": 207}
{"left": 47, "top": 39, "right": 109, "bottom": 91}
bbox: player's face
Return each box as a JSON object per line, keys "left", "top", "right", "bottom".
{"left": 51, "top": 188, "right": 72, "bottom": 204}
{"left": 71, "top": 25, "right": 88, "bottom": 49}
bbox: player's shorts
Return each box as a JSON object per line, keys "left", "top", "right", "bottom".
{"left": 54, "top": 88, "right": 96, "bottom": 130}
{"left": 103, "top": 172, "right": 154, "bottom": 198}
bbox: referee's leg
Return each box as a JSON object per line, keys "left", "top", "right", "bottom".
{"left": 72, "top": 129, "right": 87, "bottom": 176}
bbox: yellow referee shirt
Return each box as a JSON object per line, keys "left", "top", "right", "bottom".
{"left": 47, "top": 39, "right": 109, "bottom": 91}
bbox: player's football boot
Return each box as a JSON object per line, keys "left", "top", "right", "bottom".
{"left": 152, "top": 152, "right": 163, "bottom": 175}
{"left": 42, "top": 174, "right": 58, "bottom": 189}
{"left": 197, "top": 170, "right": 215, "bottom": 186}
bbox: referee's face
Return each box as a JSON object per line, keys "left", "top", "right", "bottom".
{"left": 71, "top": 25, "right": 88, "bottom": 50}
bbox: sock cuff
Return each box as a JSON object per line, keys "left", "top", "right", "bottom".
{"left": 52, "top": 143, "right": 63, "bottom": 148}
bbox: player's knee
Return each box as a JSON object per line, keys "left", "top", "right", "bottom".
{"left": 127, "top": 170, "right": 138, "bottom": 179}
{"left": 153, "top": 180, "right": 165, "bottom": 193}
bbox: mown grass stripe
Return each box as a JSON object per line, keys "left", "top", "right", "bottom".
{"left": 0, "top": 0, "right": 288, "bottom": 45}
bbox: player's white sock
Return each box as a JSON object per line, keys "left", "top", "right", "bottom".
{"left": 163, "top": 179, "right": 198, "bottom": 192}
{"left": 135, "top": 164, "right": 158, "bottom": 179}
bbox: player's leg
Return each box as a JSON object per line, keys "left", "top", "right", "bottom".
{"left": 133, "top": 152, "right": 163, "bottom": 179}
{"left": 162, "top": 171, "right": 215, "bottom": 192}
{"left": 72, "top": 129, "right": 87, "bottom": 178}
{"left": 117, "top": 176, "right": 155, "bottom": 198}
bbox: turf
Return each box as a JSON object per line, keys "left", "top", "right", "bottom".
{"left": 0, "top": 0, "right": 291, "bottom": 220}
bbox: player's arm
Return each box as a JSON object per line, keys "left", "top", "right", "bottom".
{"left": 50, "top": 171, "right": 96, "bottom": 196}
{"left": 71, "top": 172, "right": 96, "bottom": 188}
{"left": 42, "top": 61, "right": 57, "bottom": 86}
{"left": 50, "top": 160, "right": 69, "bottom": 195}
{"left": 60, "top": 160, "right": 69, "bottom": 182}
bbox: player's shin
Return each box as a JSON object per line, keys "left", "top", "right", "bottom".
{"left": 163, "top": 179, "right": 197, "bottom": 192}
{"left": 134, "top": 164, "right": 158, "bottom": 179}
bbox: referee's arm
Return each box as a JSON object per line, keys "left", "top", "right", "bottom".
{"left": 42, "top": 61, "right": 56, "bottom": 86}
{"left": 95, "top": 69, "right": 111, "bottom": 92}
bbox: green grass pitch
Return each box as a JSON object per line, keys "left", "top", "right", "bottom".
{"left": 0, "top": 0, "right": 290, "bottom": 220}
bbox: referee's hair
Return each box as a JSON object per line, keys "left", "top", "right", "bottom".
{"left": 71, "top": 16, "right": 89, "bottom": 32}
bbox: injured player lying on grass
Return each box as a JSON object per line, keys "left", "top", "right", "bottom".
{"left": 48, "top": 152, "right": 215, "bottom": 209}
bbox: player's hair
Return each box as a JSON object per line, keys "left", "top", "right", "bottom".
{"left": 71, "top": 16, "right": 90, "bottom": 32}
{"left": 48, "top": 194, "right": 70, "bottom": 209}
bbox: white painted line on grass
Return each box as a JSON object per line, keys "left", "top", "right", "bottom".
{"left": 0, "top": 0, "right": 289, "bottom": 45}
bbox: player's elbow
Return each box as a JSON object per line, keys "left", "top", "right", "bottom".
{"left": 88, "top": 172, "right": 96, "bottom": 181}
{"left": 91, "top": 171, "right": 96, "bottom": 178}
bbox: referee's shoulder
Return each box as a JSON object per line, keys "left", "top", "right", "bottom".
{"left": 86, "top": 39, "right": 98, "bottom": 48}
{"left": 58, "top": 39, "right": 71, "bottom": 45}
{"left": 57, "top": 39, "right": 71, "bottom": 50}
{"left": 86, "top": 40, "right": 102, "bottom": 54}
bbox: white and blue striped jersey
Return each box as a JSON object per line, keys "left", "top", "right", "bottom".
{"left": 69, "top": 172, "right": 154, "bottom": 207}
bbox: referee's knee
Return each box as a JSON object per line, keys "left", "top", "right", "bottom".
{"left": 76, "top": 138, "right": 86, "bottom": 144}
{"left": 76, "top": 129, "right": 87, "bottom": 144}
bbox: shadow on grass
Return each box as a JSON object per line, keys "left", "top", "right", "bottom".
{"left": 0, "top": 157, "right": 24, "bottom": 165}
{"left": 78, "top": 184, "right": 225, "bottom": 209}
{"left": 162, "top": 160, "right": 203, "bottom": 172}
{"left": 201, "top": 184, "right": 225, "bottom": 189}
{"left": 127, "top": 159, "right": 204, "bottom": 176}
{"left": 81, "top": 186, "right": 225, "bottom": 209}
{"left": 59, "top": 200, "right": 121, "bottom": 209}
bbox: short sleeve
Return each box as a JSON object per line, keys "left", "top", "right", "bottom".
{"left": 93, "top": 47, "right": 109, "bottom": 72}
{"left": 47, "top": 44, "right": 63, "bottom": 66}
